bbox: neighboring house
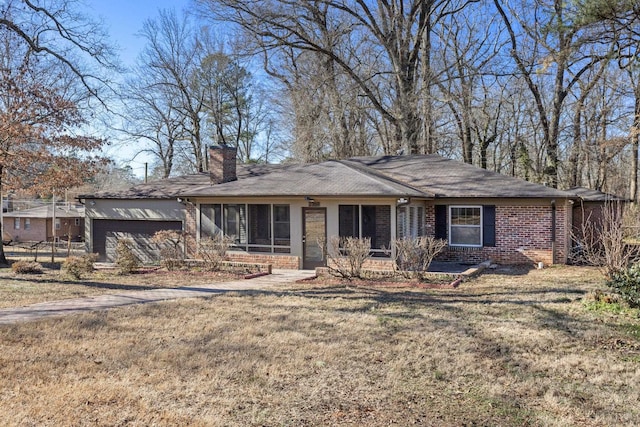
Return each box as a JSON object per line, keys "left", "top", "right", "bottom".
{"left": 81, "top": 146, "right": 583, "bottom": 269}
{"left": 3, "top": 204, "right": 85, "bottom": 243}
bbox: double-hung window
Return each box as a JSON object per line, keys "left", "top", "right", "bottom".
{"left": 24, "top": 218, "right": 30, "bottom": 230}
{"left": 14, "top": 218, "right": 20, "bottom": 230}
{"left": 449, "top": 206, "right": 482, "bottom": 247}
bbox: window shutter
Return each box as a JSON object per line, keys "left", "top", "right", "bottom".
{"left": 483, "top": 205, "right": 496, "bottom": 247}
{"left": 435, "top": 205, "right": 447, "bottom": 240}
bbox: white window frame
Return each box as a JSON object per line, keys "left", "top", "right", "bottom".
{"left": 24, "top": 218, "right": 30, "bottom": 230}
{"left": 448, "top": 205, "right": 482, "bottom": 248}
{"left": 55, "top": 218, "right": 61, "bottom": 230}
{"left": 14, "top": 217, "right": 20, "bottom": 230}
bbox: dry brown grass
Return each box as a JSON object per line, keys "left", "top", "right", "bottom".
{"left": 0, "top": 265, "right": 639, "bottom": 426}
{"left": 0, "top": 266, "right": 241, "bottom": 309}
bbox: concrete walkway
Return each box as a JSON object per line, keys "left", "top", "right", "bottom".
{"left": 0, "top": 269, "right": 317, "bottom": 325}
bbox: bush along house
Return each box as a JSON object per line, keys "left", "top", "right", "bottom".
{"left": 81, "top": 145, "right": 583, "bottom": 269}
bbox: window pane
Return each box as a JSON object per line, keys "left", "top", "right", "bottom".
{"left": 274, "top": 205, "right": 289, "bottom": 222}
{"left": 451, "top": 207, "right": 480, "bottom": 225}
{"left": 397, "top": 206, "right": 407, "bottom": 238}
{"left": 339, "top": 205, "right": 359, "bottom": 238}
{"left": 450, "top": 226, "right": 481, "bottom": 246}
{"left": 415, "top": 206, "right": 425, "bottom": 236}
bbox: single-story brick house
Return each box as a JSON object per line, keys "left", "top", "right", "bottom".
{"left": 3, "top": 204, "right": 85, "bottom": 243}
{"left": 80, "top": 146, "right": 591, "bottom": 269}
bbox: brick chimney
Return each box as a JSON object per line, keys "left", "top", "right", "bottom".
{"left": 209, "top": 145, "right": 238, "bottom": 184}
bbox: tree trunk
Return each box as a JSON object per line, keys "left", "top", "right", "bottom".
{"left": 631, "top": 82, "right": 640, "bottom": 202}
{"left": 0, "top": 170, "right": 7, "bottom": 266}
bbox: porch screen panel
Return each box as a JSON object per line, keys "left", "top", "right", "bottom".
{"left": 361, "top": 205, "right": 391, "bottom": 252}
{"left": 200, "top": 204, "right": 222, "bottom": 238}
{"left": 273, "top": 205, "right": 291, "bottom": 252}
{"left": 225, "top": 204, "right": 247, "bottom": 244}
{"left": 248, "top": 204, "right": 271, "bottom": 252}
{"left": 338, "top": 205, "right": 359, "bottom": 238}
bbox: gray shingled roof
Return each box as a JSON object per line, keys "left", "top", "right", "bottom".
{"left": 81, "top": 154, "right": 579, "bottom": 200}
{"left": 79, "top": 173, "right": 213, "bottom": 199}
{"left": 347, "top": 155, "right": 574, "bottom": 199}
{"left": 3, "top": 205, "right": 84, "bottom": 218}
{"left": 181, "top": 160, "right": 431, "bottom": 198}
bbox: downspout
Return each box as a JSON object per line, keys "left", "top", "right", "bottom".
{"left": 551, "top": 199, "right": 556, "bottom": 264}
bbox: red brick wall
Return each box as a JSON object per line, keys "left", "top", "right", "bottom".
{"left": 432, "top": 204, "right": 568, "bottom": 265}
{"left": 5, "top": 217, "right": 84, "bottom": 242}
{"left": 5, "top": 218, "right": 47, "bottom": 242}
{"left": 226, "top": 252, "right": 300, "bottom": 269}
{"left": 362, "top": 258, "right": 395, "bottom": 271}
{"left": 184, "top": 202, "right": 197, "bottom": 256}
{"left": 209, "top": 146, "right": 237, "bottom": 184}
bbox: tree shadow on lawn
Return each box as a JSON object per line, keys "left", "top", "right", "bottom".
{"left": 5, "top": 275, "right": 160, "bottom": 292}
{"left": 282, "top": 283, "right": 586, "bottom": 308}
{"left": 220, "top": 284, "right": 588, "bottom": 335}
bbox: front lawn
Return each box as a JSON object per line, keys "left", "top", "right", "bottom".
{"left": 0, "top": 265, "right": 638, "bottom": 425}
{"left": 0, "top": 264, "right": 242, "bottom": 309}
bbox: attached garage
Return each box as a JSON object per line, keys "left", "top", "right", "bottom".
{"left": 92, "top": 219, "right": 182, "bottom": 263}
{"left": 80, "top": 181, "right": 193, "bottom": 265}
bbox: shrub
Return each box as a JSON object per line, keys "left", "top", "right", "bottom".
{"left": 151, "top": 230, "right": 185, "bottom": 271}
{"left": 393, "top": 236, "right": 447, "bottom": 279}
{"left": 574, "top": 200, "right": 639, "bottom": 279}
{"left": 198, "top": 234, "right": 233, "bottom": 271}
{"left": 322, "top": 236, "right": 371, "bottom": 280}
{"left": 607, "top": 263, "right": 640, "bottom": 308}
{"left": 115, "top": 239, "right": 140, "bottom": 274}
{"left": 63, "top": 253, "right": 98, "bottom": 279}
{"left": 11, "top": 260, "right": 42, "bottom": 274}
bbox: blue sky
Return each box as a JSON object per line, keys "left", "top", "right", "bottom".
{"left": 87, "top": 0, "right": 192, "bottom": 176}
{"left": 89, "top": 0, "right": 192, "bottom": 68}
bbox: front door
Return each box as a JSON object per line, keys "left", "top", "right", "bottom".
{"left": 302, "top": 207, "right": 326, "bottom": 269}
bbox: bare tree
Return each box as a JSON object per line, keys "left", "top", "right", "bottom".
{"left": 136, "top": 9, "right": 207, "bottom": 172}
{"left": 435, "top": 11, "right": 503, "bottom": 165}
{"left": 0, "top": 0, "right": 117, "bottom": 100}
{"left": 493, "top": 0, "right": 615, "bottom": 188}
{"left": 197, "top": 0, "right": 474, "bottom": 155}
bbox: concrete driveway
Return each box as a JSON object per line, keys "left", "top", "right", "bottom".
{"left": 0, "top": 269, "right": 316, "bottom": 325}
